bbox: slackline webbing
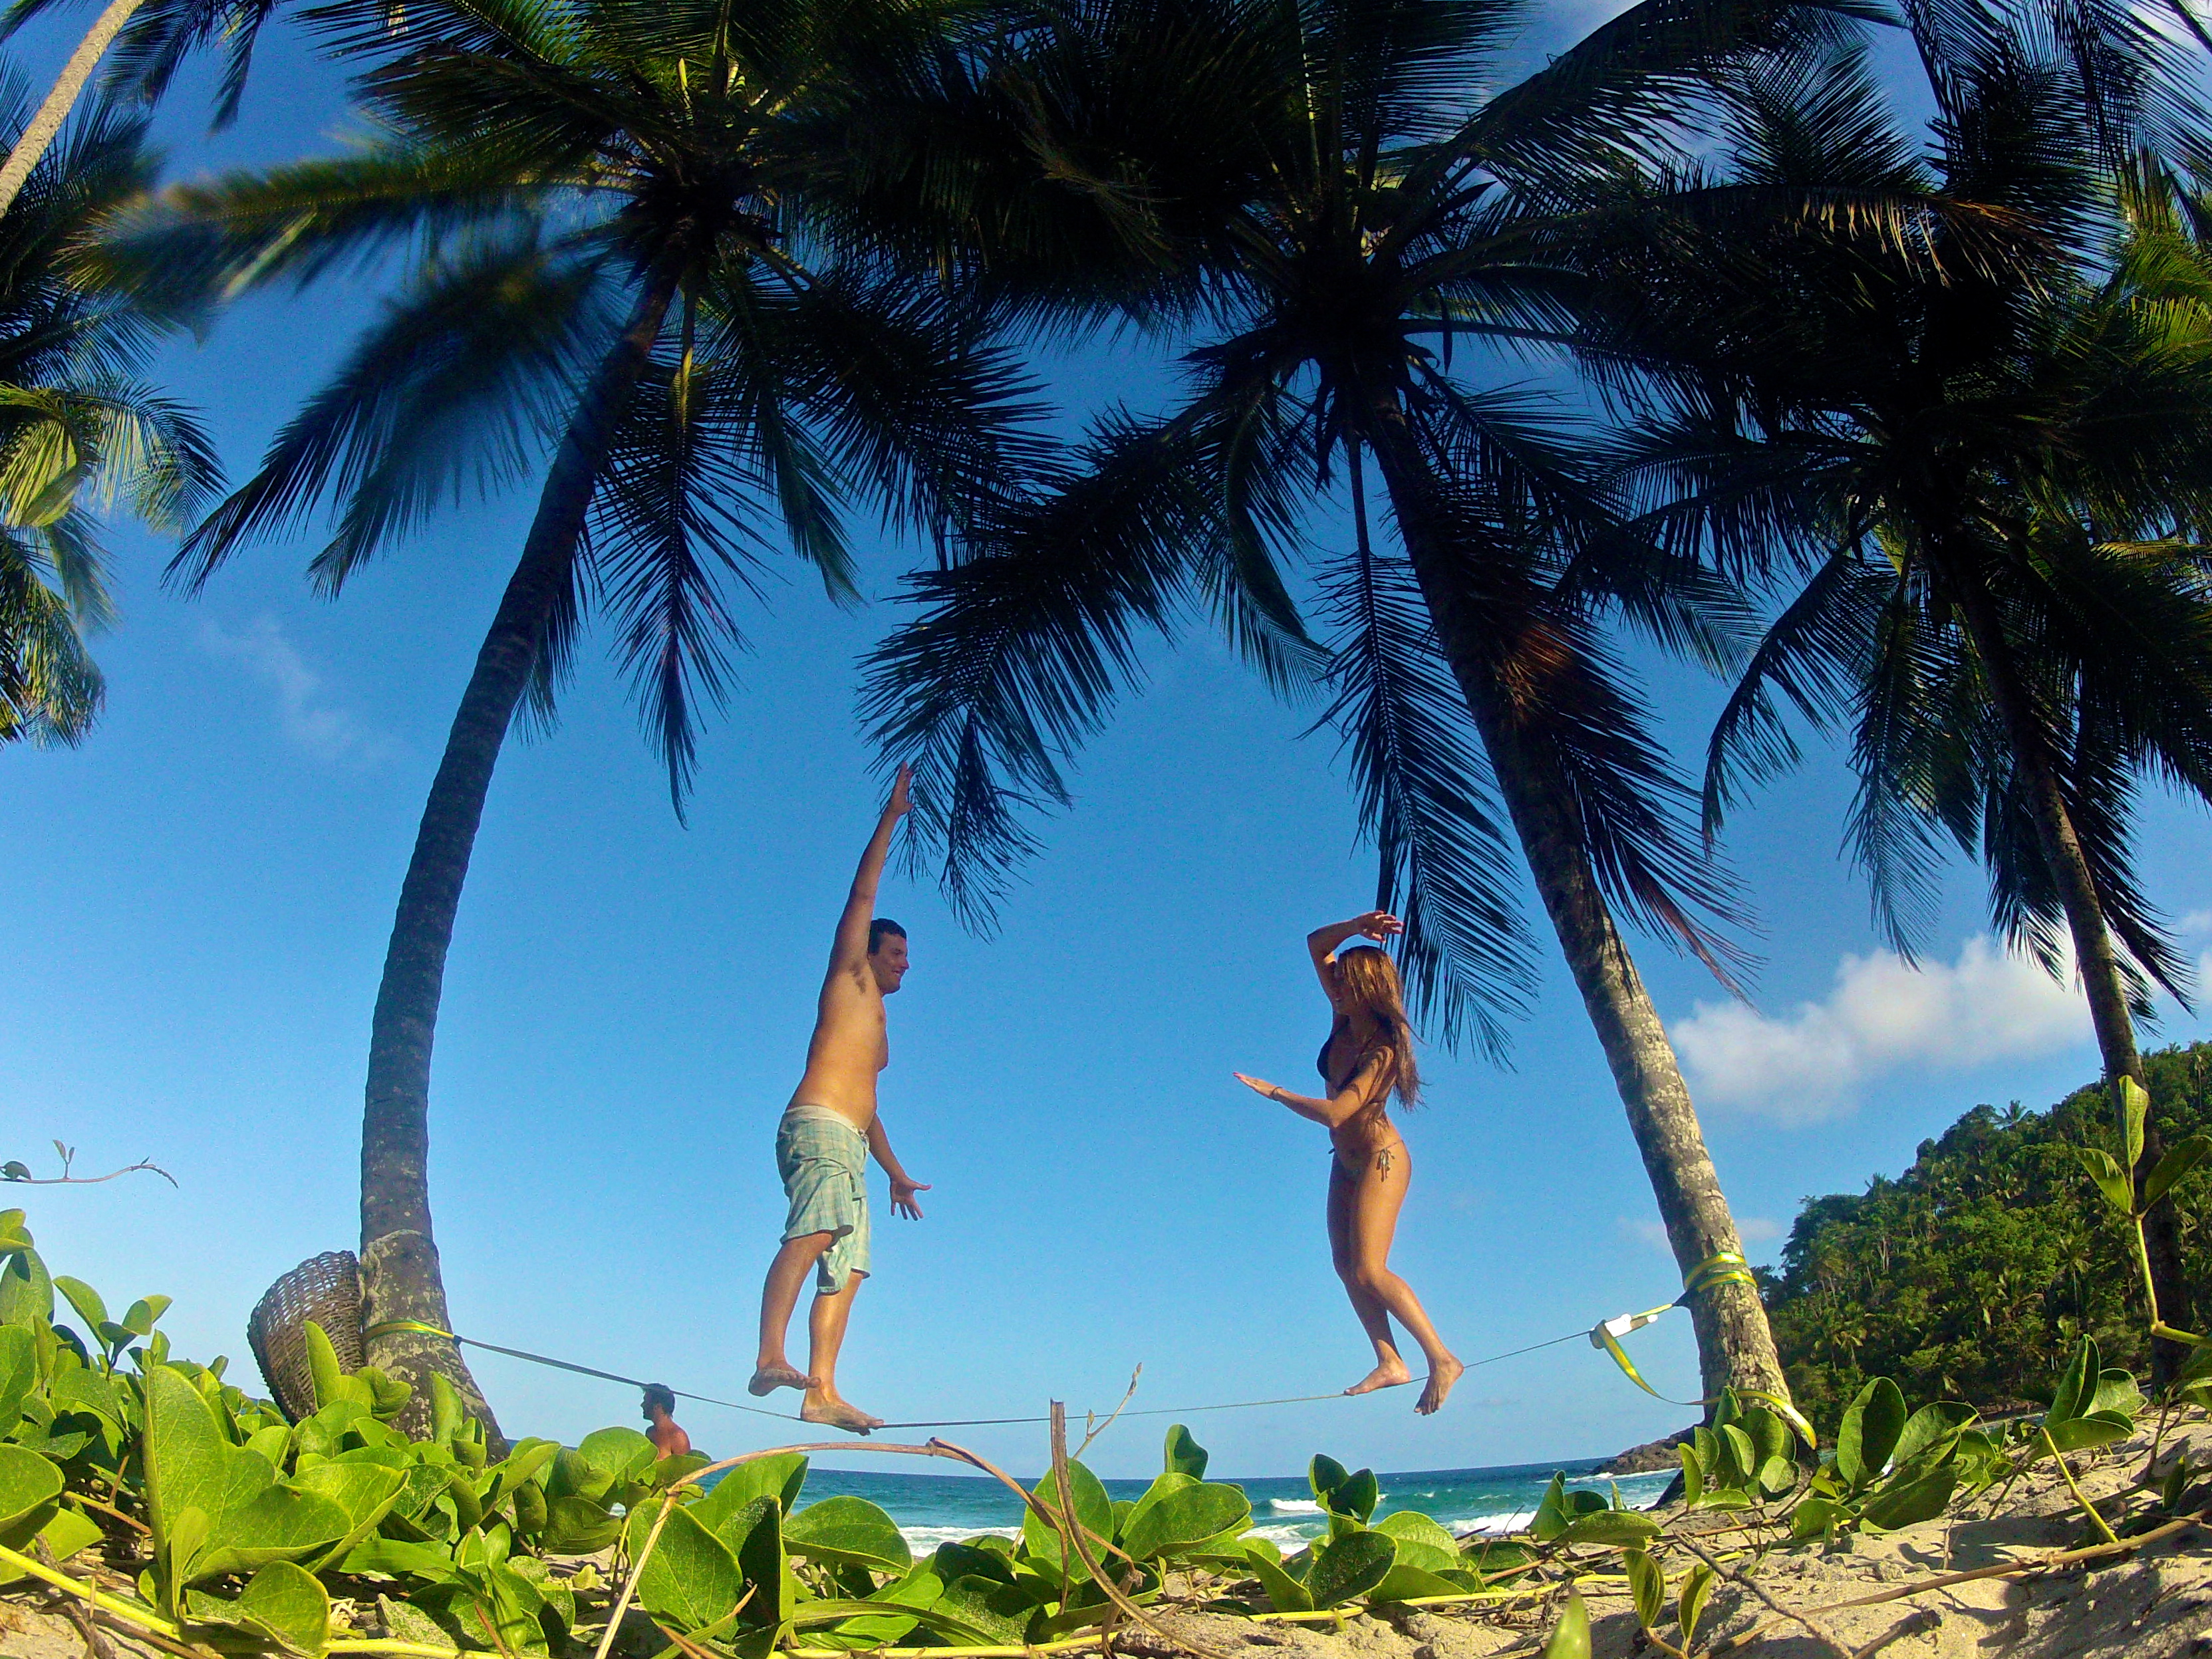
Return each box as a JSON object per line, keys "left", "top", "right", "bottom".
{"left": 1582, "top": 1249, "right": 1817, "bottom": 1448}
{"left": 365, "top": 1321, "right": 1588, "bottom": 1427}
{"left": 362, "top": 1265, "right": 1732, "bottom": 1437}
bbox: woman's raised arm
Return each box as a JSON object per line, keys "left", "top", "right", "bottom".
{"left": 1307, "top": 912, "right": 1403, "bottom": 1002}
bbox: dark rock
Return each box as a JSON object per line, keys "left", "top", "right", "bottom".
{"left": 1591, "top": 1427, "right": 1696, "bottom": 1475}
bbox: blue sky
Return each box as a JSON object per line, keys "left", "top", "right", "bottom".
{"left": 4, "top": 1, "right": 2211, "bottom": 1484}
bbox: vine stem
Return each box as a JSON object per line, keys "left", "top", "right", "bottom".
{"left": 1676, "top": 1535, "right": 1852, "bottom": 1659}
{"left": 591, "top": 1489, "right": 679, "bottom": 1659}
{"left": 1074, "top": 1366, "right": 1143, "bottom": 1460}
{"left": 1708, "top": 1504, "right": 2212, "bottom": 1652}
{"left": 1049, "top": 1401, "right": 1234, "bottom": 1659}
{"left": 65, "top": 1492, "right": 148, "bottom": 1535}
{"left": 3, "top": 1439, "right": 1703, "bottom": 1659}
{"left": 2038, "top": 1428, "right": 2118, "bottom": 1545}
{"left": 36, "top": 1539, "right": 114, "bottom": 1659}
{"left": 0, "top": 1545, "right": 466, "bottom": 1658}
{"left": 3, "top": 1159, "right": 176, "bottom": 1188}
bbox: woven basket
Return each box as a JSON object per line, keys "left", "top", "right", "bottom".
{"left": 249, "top": 1251, "right": 363, "bottom": 1422}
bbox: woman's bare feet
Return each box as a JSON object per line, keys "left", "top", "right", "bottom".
{"left": 1345, "top": 1358, "right": 1413, "bottom": 1396}
{"left": 801, "top": 1393, "right": 884, "bottom": 1435}
{"left": 748, "top": 1364, "right": 811, "bottom": 1396}
{"left": 1416, "top": 1355, "right": 1464, "bottom": 1414}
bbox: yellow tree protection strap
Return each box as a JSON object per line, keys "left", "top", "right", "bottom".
{"left": 1677, "top": 1249, "right": 1757, "bottom": 1300}
{"left": 1588, "top": 1251, "right": 1818, "bottom": 1449}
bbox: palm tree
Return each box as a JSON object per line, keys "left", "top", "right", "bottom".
{"left": 1578, "top": 6, "right": 2212, "bottom": 1374}
{"left": 0, "top": 0, "right": 288, "bottom": 219}
{"left": 861, "top": 0, "right": 1833, "bottom": 1407}
{"left": 0, "top": 82, "right": 217, "bottom": 745}
{"left": 107, "top": 0, "right": 1038, "bottom": 1429}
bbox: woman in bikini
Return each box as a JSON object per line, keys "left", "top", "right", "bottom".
{"left": 1234, "top": 911, "right": 1464, "bottom": 1414}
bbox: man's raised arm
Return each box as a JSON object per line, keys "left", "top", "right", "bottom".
{"left": 829, "top": 764, "right": 913, "bottom": 975}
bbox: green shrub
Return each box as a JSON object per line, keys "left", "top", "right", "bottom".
{"left": 1766, "top": 1041, "right": 2212, "bottom": 1432}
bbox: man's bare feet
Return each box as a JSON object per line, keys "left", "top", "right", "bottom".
{"left": 1344, "top": 1359, "right": 1413, "bottom": 1396}
{"left": 801, "top": 1395, "right": 885, "bottom": 1435}
{"left": 1416, "top": 1355, "right": 1464, "bottom": 1415}
{"left": 749, "top": 1364, "right": 811, "bottom": 1397}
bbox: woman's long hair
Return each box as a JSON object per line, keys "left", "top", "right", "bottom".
{"left": 1333, "top": 946, "right": 1421, "bottom": 1107}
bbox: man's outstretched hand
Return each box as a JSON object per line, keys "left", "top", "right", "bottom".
{"left": 887, "top": 762, "right": 914, "bottom": 820}
{"left": 891, "top": 1174, "right": 930, "bottom": 1219}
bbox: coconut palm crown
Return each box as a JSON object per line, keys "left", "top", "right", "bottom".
{"left": 0, "top": 0, "right": 303, "bottom": 231}
{"left": 104, "top": 0, "right": 1043, "bottom": 1428}
{"left": 0, "top": 84, "right": 217, "bottom": 745}
{"left": 861, "top": 0, "right": 1863, "bottom": 1404}
{"left": 1574, "top": 2, "right": 2212, "bottom": 1370}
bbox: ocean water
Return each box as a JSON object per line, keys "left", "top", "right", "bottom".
{"left": 791, "top": 1462, "right": 1677, "bottom": 1553}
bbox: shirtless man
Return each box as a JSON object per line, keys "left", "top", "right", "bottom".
{"left": 641, "top": 1384, "right": 692, "bottom": 1459}
{"left": 748, "top": 765, "right": 929, "bottom": 1434}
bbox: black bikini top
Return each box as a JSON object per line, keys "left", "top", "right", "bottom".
{"left": 1319, "top": 1016, "right": 1396, "bottom": 1096}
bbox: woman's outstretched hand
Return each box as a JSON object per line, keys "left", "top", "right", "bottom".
{"left": 1233, "top": 1072, "right": 1281, "bottom": 1102}
{"left": 1348, "top": 910, "right": 1403, "bottom": 942}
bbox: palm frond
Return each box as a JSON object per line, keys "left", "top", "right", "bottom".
{"left": 0, "top": 98, "right": 204, "bottom": 753}
{"left": 76, "top": 377, "right": 223, "bottom": 530}
{"left": 168, "top": 235, "right": 612, "bottom": 591}
{"left": 699, "top": 271, "right": 856, "bottom": 599}
{"left": 859, "top": 412, "right": 1214, "bottom": 925}
{"left": 589, "top": 346, "right": 773, "bottom": 809}
{"left": 1306, "top": 0, "right": 1516, "bottom": 149}
{"left": 1385, "top": 442, "right": 1755, "bottom": 983}
{"left": 303, "top": 0, "right": 589, "bottom": 68}
{"left": 1180, "top": 349, "right": 1315, "bottom": 643}
{"left": 1314, "top": 505, "right": 1534, "bottom": 1055}
{"left": 1702, "top": 545, "right": 1883, "bottom": 835}
{"left": 109, "top": 0, "right": 283, "bottom": 126}
{"left": 96, "top": 146, "right": 563, "bottom": 317}
{"left": 1440, "top": 0, "right": 1875, "bottom": 193}
{"left": 723, "top": 261, "right": 1053, "bottom": 564}
{"left": 0, "top": 524, "right": 100, "bottom": 744}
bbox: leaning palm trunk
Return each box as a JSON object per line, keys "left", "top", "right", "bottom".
{"left": 0, "top": 0, "right": 149, "bottom": 219}
{"left": 1365, "top": 403, "right": 1790, "bottom": 1409}
{"left": 1949, "top": 574, "right": 2190, "bottom": 1379}
{"left": 360, "top": 267, "right": 680, "bottom": 1436}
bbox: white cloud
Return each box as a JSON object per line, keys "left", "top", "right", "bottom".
{"left": 204, "top": 616, "right": 398, "bottom": 766}
{"left": 2181, "top": 910, "right": 2212, "bottom": 936}
{"left": 1619, "top": 1217, "right": 1669, "bottom": 1253}
{"left": 1669, "top": 936, "right": 2091, "bottom": 1126}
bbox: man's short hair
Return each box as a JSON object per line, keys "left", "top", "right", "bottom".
{"left": 869, "top": 918, "right": 907, "bottom": 954}
{"left": 642, "top": 1383, "right": 676, "bottom": 1415}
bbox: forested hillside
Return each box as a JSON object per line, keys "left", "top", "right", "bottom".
{"left": 1766, "top": 1041, "right": 2212, "bottom": 1433}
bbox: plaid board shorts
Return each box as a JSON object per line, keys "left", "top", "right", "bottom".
{"left": 776, "top": 1104, "right": 871, "bottom": 1295}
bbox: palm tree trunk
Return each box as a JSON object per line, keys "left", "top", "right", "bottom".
{"left": 1948, "top": 572, "right": 2191, "bottom": 1380}
{"left": 0, "top": 0, "right": 148, "bottom": 220}
{"left": 1362, "top": 401, "right": 1791, "bottom": 1410}
{"left": 360, "top": 265, "right": 680, "bottom": 1437}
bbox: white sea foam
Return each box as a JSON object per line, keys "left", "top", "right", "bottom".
{"left": 896, "top": 1525, "right": 1022, "bottom": 1550}
{"left": 1458, "top": 1511, "right": 1538, "bottom": 1537}
{"left": 873, "top": 1464, "right": 1672, "bottom": 1559}
{"left": 1244, "top": 1524, "right": 1323, "bottom": 1550}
